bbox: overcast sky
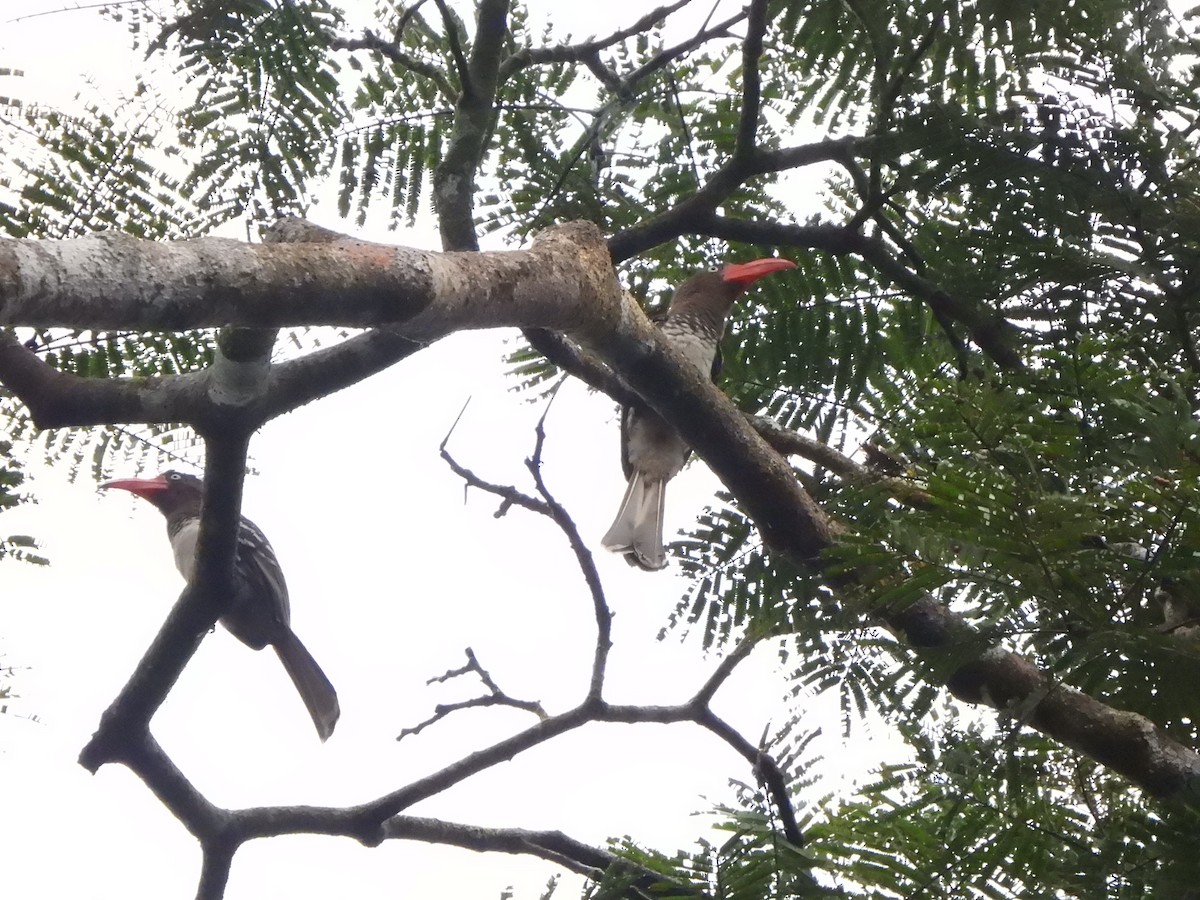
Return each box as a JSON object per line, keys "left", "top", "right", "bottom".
{"left": 0, "top": 3, "right": 891, "bottom": 898}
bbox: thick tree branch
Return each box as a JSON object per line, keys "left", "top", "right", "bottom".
{"left": 257, "top": 220, "right": 429, "bottom": 419}
{"left": 518, "top": 335, "right": 928, "bottom": 506}
{"left": 382, "top": 816, "right": 705, "bottom": 894}
{"left": 262, "top": 328, "right": 427, "bottom": 419}
{"left": 606, "top": 138, "right": 865, "bottom": 264}
{"left": 520, "top": 327, "right": 641, "bottom": 408}
{"left": 734, "top": 0, "right": 770, "bottom": 159}
{"left": 0, "top": 223, "right": 616, "bottom": 334}
{"left": 125, "top": 732, "right": 228, "bottom": 840}
{"left": 0, "top": 228, "right": 433, "bottom": 431}
{"left": 0, "top": 223, "right": 617, "bottom": 430}
{"left": 0, "top": 329, "right": 201, "bottom": 428}
{"left": 433, "top": 0, "right": 511, "bottom": 251}
{"left": 196, "top": 844, "right": 235, "bottom": 900}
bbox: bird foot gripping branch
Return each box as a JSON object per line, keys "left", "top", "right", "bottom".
{"left": 101, "top": 471, "right": 340, "bottom": 741}
{"left": 602, "top": 257, "right": 796, "bottom": 571}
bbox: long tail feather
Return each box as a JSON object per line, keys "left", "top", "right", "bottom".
{"left": 273, "top": 629, "right": 340, "bottom": 741}
{"left": 602, "top": 471, "right": 668, "bottom": 571}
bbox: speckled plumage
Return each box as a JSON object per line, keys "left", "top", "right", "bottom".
{"left": 602, "top": 260, "right": 795, "bottom": 570}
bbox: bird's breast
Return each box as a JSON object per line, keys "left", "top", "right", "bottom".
{"left": 625, "top": 407, "right": 690, "bottom": 481}
{"left": 169, "top": 518, "right": 200, "bottom": 581}
{"left": 660, "top": 319, "right": 718, "bottom": 374}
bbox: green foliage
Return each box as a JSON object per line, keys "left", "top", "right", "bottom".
{"left": 0, "top": 439, "right": 46, "bottom": 566}
{"left": 170, "top": 0, "right": 349, "bottom": 223}
{"left": 653, "top": 719, "right": 1200, "bottom": 898}
{"left": 809, "top": 731, "right": 1200, "bottom": 897}
{"left": 337, "top": 3, "right": 451, "bottom": 227}
{"left": 0, "top": 45, "right": 204, "bottom": 239}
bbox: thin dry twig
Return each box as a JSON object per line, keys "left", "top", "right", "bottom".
{"left": 523, "top": 394, "right": 614, "bottom": 698}
{"left": 439, "top": 398, "right": 552, "bottom": 517}
{"left": 333, "top": 31, "right": 458, "bottom": 99}
{"left": 429, "top": 405, "right": 807, "bottom": 848}
{"left": 438, "top": 390, "right": 616, "bottom": 696}
{"left": 431, "top": 0, "right": 472, "bottom": 94}
{"left": 393, "top": 0, "right": 431, "bottom": 43}
{"left": 499, "top": 0, "right": 696, "bottom": 80}
{"left": 399, "top": 648, "right": 548, "bottom": 741}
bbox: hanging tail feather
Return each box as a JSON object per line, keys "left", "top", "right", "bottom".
{"left": 602, "top": 470, "right": 668, "bottom": 571}
{"left": 273, "top": 629, "right": 340, "bottom": 741}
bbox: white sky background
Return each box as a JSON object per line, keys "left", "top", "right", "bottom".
{"left": 0, "top": 2, "right": 892, "bottom": 898}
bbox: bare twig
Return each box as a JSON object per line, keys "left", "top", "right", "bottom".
{"left": 399, "top": 648, "right": 548, "bottom": 741}
{"left": 399, "top": 694, "right": 548, "bottom": 741}
{"left": 500, "top": 0, "right": 695, "bottom": 79}
{"left": 333, "top": 31, "right": 457, "bottom": 100}
{"left": 393, "top": 0, "right": 431, "bottom": 43}
{"left": 425, "top": 414, "right": 805, "bottom": 851}
{"left": 439, "top": 409, "right": 552, "bottom": 517}
{"left": 438, "top": 392, "right": 616, "bottom": 699}
{"left": 523, "top": 396, "right": 614, "bottom": 699}
{"left": 431, "top": 0, "right": 472, "bottom": 95}
{"left": 625, "top": 8, "right": 745, "bottom": 87}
